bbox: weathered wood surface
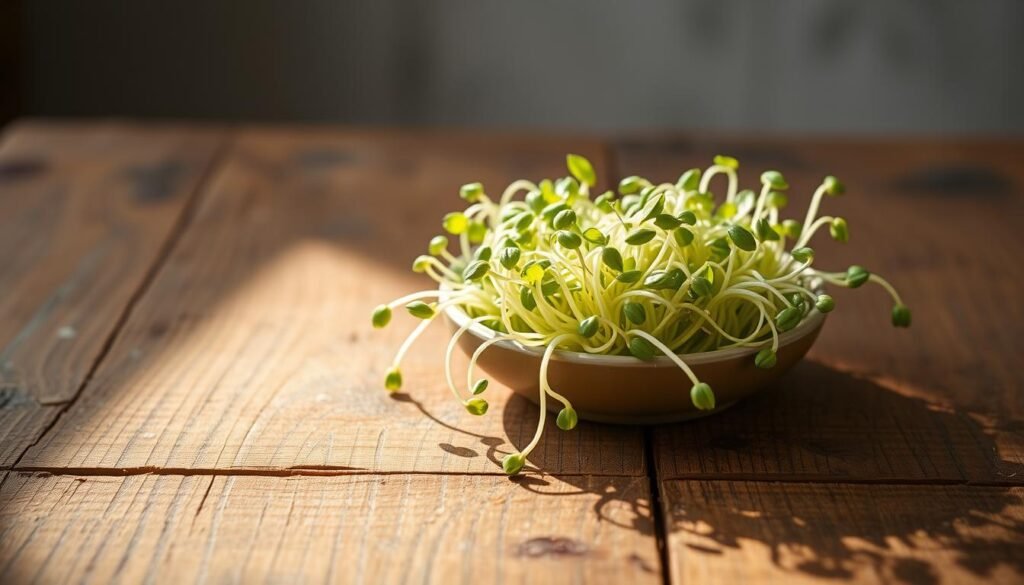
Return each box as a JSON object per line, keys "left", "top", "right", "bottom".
{"left": 0, "top": 471, "right": 659, "bottom": 585}
{"left": 662, "top": 480, "right": 1024, "bottom": 585}
{"left": 2, "top": 123, "right": 1024, "bottom": 584}
{"left": 16, "top": 128, "right": 644, "bottom": 476}
{"left": 613, "top": 137, "right": 1024, "bottom": 483}
{"left": 0, "top": 121, "right": 224, "bottom": 467}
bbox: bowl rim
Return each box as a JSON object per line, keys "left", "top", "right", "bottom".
{"left": 442, "top": 293, "right": 827, "bottom": 367}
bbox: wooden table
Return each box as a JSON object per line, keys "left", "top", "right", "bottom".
{"left": 0, "top": 121, "right": 1022, "bottom": 585}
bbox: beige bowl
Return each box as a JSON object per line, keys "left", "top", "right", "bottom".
{"left": 446, "top": 306, "right": 825, "bottom": 425}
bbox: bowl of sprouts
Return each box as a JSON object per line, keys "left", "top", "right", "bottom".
{"left": 373, "top": 154, "right": 910, "bottom": 475}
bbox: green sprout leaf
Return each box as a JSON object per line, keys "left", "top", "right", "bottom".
{"left": 442, "top": 212, "right": 468, "bottom": 235}
{"left": 384, "top": 367, "right": 402, "bottom": 392}
{"left": 690, "top": 382, "right": 716, "bottom": 410}
{"left": 566, "top": 154, "right": 596, "bottom": 187}
{"left": 674, "top": 227, "right": 695, "bottom": 246}
{"left": 713, "top": 155, "right": 739, "bottom": 169}
{"left": 578, "top": 316, "right": 600, "bottom": 338}
{"left": 618, "top": 175, "right": 648, "bottom": 195}
{"left": 677, "top": 169, "right": 702, "bottom": 191}
{"left": 499, "top": 246, "right": 521, "bottom": 269}
{"left": 460, "top": 182, "right": 484, "bottom": 202}
{"left": 465, "top": 398, "right": 489, "bottom": 416}
{"left": 428, "top": 235, "right": 448, "bottom": 256}
{"left": 761, "top": 170, "right": 788, "bottom": 190}
{"left": 463, "top": 260, "right": 490, "bottom": 281}
{"left": 617, "top": 270, "right": 642, "bottom": 284}
{"left": 815, "top": 294, "right": 835, "bottom": 313}
{"left": 824, "top": 175, "right": 845, "bottom": 196}
{"left": 553, "top": 208, "right": 577, "bottom": 230}
{"left": 556, "top": 230, "right": 582, "bottom": 249}
{"left": 756, "top": 218, "right": 780, "bottom": 241}
{"left": 601, "top": 247, "right": 624, "bottom": 272}
{"left": 502, "top": 453, "right": 526, "bottom": 475}
{"left": 626, "top": 229, "right": 656, "bottom": 246}
{"left": 628, "top": 336, "right": 656, "bottom": 360}
{"left": 892, "top": 305, "right": 912, "bottom": 327}
{"left": 727, "top": 225, "right": 757, "bottom": 252}
{"left": 791, "top": 246, "right": 814, "bottom": 263}
{"left": 623, "top": 302, "right": 646, "bottom": 325}
{"left": 754, "top": 348, "right": 777, "bottom": 369}
{"left": 406, "top": 301, "right": 435, "bottom": 319}
{"left": 371, "top": 305, "right": 392, "bottom": 328}
{"left": 677, "top": 210, "right": 697, "bottom": 225}
{"left": 830, "top": 217, "right": 849, "bottom": 243}
{"left": 472, "top": 379, "right": 489, "bottom": 395}
{"left": 556, "top": 407, "right": 579, "bottom": 431}
{"left": 775, "top": 306, "right": 803, "bottom": 332}
{"left": 654, "top": 214, "right": 682, "bottom": 230}
{"left": 846, "top": 265, "right": 870, "bottom": 288}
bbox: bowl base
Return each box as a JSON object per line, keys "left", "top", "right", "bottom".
{"left": 540, "top": 400, "right": 739, "bottom": 426}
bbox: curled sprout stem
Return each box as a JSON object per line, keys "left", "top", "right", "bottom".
{"left": 373, "top": 154, "right": 910, "bottom": 474}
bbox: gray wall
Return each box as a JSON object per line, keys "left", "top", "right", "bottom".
{"left": 20, "top": 0, "right": 1024, "bottom": 133}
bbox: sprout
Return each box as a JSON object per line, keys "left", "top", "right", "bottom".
{"left": 830, "top": 217, "right": 849, "bottom": 243}
{"left": 384, "top": 367, "right": 402, "bottom": 392}
{"left": 463, "top": 260, "right": 490, "bottom": 281}
{"left": 628, "top": 336, "right": 656, "bottom": 360}
{"left": 373, "top": 154, "right": 908, "bottom": 475}
{"left": 815, "top": 294, "right": 836, "bottom": 313}
{"left": 502, "top": 453, "right": 526, "bottom": 475}
{"left": 443, "top": 212, "right": 468, "bottom": 235}
{"left": 472, "top": 379, "right": 489, "bottom": 395}
{"left": 824, "top": 175, "right": 845, "bottom": 196}
{"left": 553, "top": 209, "right": 577, "bottom": 229}
{"left": 556, "top": 230, "right": 582, "bottom": 249}
{"left": 460, "top": 182, "right": 484, "bottom": 202}
{"left": 846, "top": 265, "right": 870, "bottom": 288}
{"left": 727, "top": 225, "right": 757, "bottom": 252}
{"left": 626, "top": 229, "right": 656, "bottom": 246}
{"left": 892, "top": 305, "right": 912, "bottom": 327}
{"left": 499, "top": 246, "right": 521, "bottom": 269}
{"left": 677, "top": 210, "right": 697, "bottom": 225}
{"left": 677, "top": 169, "right": 702, "bottom": 191}
{"left": 713, "top": 155, "right": 739, "bottom": 169}
{"left": 674, "top": 227, "right": 695, "bottom": 246}
{"left": 791, "top": 247, "right": 814, "bottom": 263}
{"left": 754, "top": 348, "right": 777, "bottom": 369}
{"left": 372, "top": 305, "right": 392, "bottom": 328}
{"left": 465, "top": 398, "right": 489, "bottom": 415}
{"left": 406, "top": 301, "right": 435, "bottom": 319}
{"left": 623, "top": 302, "right": 646, "bottom": 324}
{"left": 428, "top": 235, "right": 448, "bottom": 256}
{"left": 761, "top": 170, "right": 788, "bottom": 190}
{"left": 566, "top": 154, "right": 596, "bottom": 187}
{"left": 577, "top": 316, "right": 600, "bottom": 338}
{"left": 556, "top": 407, "right": 579, "bottom": 431}
{"left": 690, "top": 383, "right": 716, "bottom": 410}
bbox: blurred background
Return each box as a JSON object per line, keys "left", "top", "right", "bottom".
{"left": 2, "top": 0, "right": 1022, "bottom": 133}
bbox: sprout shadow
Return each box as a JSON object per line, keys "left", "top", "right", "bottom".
{"left": 500, "top": 360, "right": 1024, "bottom": 583}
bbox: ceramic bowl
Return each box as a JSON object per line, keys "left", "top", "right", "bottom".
{"left": 445, "top": 305, "right": 825, "bottom": 425}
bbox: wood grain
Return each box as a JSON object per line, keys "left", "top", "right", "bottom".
{"left": 17, "top": 128, "right": 645, "bottom": 475}
{"left": 0, "top": 471, "right": 659, "bottom": 585}
{"left": 662, "top": 480, "right": 1024, "bottom": 585}
{"left": 0, "top": 121, "right": 224, "bottom": 467}
{"left": 613, "top": 137, "right": 1024, "bottom": 482}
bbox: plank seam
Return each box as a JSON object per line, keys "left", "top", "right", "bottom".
{"left": 0, "top": 130, "right": 234, "bottom": 489}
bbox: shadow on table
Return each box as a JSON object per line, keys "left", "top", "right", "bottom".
{"left": 501, "top": 361, "right": 1024, "bottom": 584}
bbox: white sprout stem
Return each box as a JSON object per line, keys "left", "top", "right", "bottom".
{"left": 629, "top": 330, "right": 700, "bottom": 386}
{"left": 519, "top": 334, "right": 573, "bottom": 458}
{"left": 801, "top": 184, "right": 829, "bottom": 235}
{"left": 465, "top": 336, "right": 505, "bottom": 391}
{"left": 444, "top": 316, "right": 490, "bottom": 402}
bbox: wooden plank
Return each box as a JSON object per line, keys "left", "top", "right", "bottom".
{"left": 18, "top": 128, "right": 645, "bottom": 475}
{"left": 662, "top": 480, "right": 1024, "bottom": 585}
{"left": 613, "top": 137, "right": 1024, "bottom": 482}
{"left": 0, "top": 120, "right": 224, "bottom": 467}
{"left": 0, "top": 471, "right": 660, "bottom": 584}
